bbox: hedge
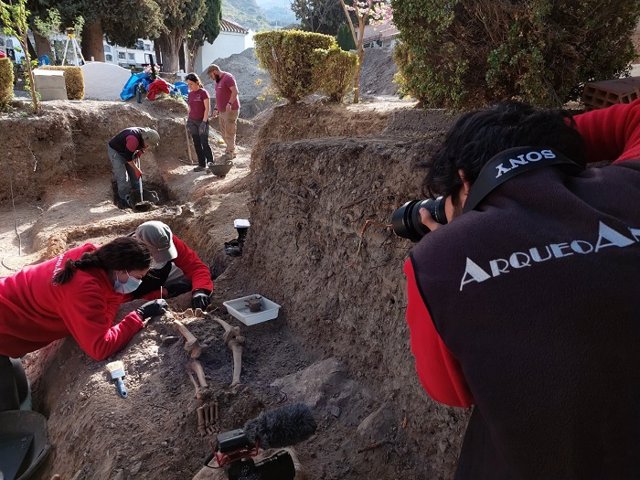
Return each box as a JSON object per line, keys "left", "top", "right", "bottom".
{"left": 0, "top": 57, "right": 13, "bottom": 110}
{"left": 312, "top": 47, "right": 358, "bottom": 102}
{"left": 41, "top": 65, "right": 85, "bottom": 100}
{"left": 392, "top": 0, "right": 640, "bottom": 109}
{"left": 255, "top": 30, "right": 336, "bottom": 104}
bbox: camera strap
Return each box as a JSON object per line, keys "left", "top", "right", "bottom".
{"left": 463, "top": 146, "right": 584, "bottom": 213}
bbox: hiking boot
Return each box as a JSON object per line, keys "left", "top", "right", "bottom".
{"left": 116, "top": 197, "right": 130, "bottom": 209}
{"left": 193, "top": 165, "right": 206, "bottom": 172}
{"left": 125, "top": 195, "right": 137, "bottom": 209}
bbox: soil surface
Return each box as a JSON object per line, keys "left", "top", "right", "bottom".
{"left": 1, "top": 94, "right": 468, "bottom": 480}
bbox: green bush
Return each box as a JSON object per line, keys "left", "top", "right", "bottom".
{"left": 41, "top": 65, "right": 85, "bottom": 100}
{"left": 392, "top": 0, "right": 640, "bottom": 109}
{"left": 337, "top": 23, "right": 355, "bottom": 51}
{"left": 312, "top": 47, "right": 358, "bottom": 102}
{"left": 0, "top": 58, "right": 13, "bottom": 110}
{"left": 255, "top": 29, "right": 336, "bottom": 104}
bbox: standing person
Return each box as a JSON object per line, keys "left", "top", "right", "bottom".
{"left": 404, "top": 100, "right": 640, "bottom": 479}
{"left": 108, "top": 127, "right": 160, "bottom": 208}
{"left": 0, "top": 237, "right": 167, "bottom": 411}
{"left": 206, "top": 64, "right": 240, "bottom": 160}
{"left": 185, "top": 73, "right": 214, "bottom": 172}
{"left": 130, "top": 221, "right": 214, "bottom": 310}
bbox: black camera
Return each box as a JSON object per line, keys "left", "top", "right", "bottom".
{"left": 205, "top": 403, "right": 316, "bottom": 480}
{"left": 211, "top": 429, "right": 296, "bottom": 480}
{"left": 391, "top": 196, "right": 447, "bottom": 242}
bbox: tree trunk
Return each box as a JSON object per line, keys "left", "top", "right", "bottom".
{"left": 154, "top": 43, "right": 163, "bottom": 70}
{"left": 18, "top": 34, "right": 39, "bottom": 113}
{"left": 353, "top": 46, "right": 364, "bottom": 104}
{"left": 26, "top": 35, "right": 37, "bottom": 60}
{"left": 33, "top": 31, "right": 53, "bottom": 59}
{"left": 179, "top": 41, "right": 186, "bottom": 72}
{"left": 187, "top": 39, "right": 199, "bottom": 74}
{"left": 353, "top": 19, "right": 367, "bottom": 104}
{"left": 156, "top": 32, "right": 184, "bottom": 73}
{"left": 81, "top": 19, "right": 105, "bottom": 62}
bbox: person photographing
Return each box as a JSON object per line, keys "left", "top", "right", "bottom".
{"left": 403, "top": 100, "right": 640, "bottom": 479}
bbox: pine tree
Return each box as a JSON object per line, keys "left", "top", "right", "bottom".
{"left": 336, "top": 23, "right": 354, "bottom": 51}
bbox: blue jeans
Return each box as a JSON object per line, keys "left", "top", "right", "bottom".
{"left": 108, "top": 145, "right": 140, "bottom": 202}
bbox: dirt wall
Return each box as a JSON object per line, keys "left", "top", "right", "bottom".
{"left": 0, "top": 99, "right": 470, "bottom": 479}
{"left": 222, "top": 103, "right": 469, "bottom": 478}
{"left": 0, "top": 101, "right": 190, "bottom": 204}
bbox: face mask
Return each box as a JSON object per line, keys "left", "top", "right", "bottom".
{"left": 114, "top": 271, "right": 143, "bottom": 294}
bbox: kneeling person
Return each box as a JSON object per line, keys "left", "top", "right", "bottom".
{"left": 132, "top": 221, "right": 213, "bottom": 309}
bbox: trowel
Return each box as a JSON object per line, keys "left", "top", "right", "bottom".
{"left": 106, "top": 360, "right": 128, "bottom": 398}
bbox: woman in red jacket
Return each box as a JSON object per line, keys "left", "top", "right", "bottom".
{"left": 0, "top": 237, "right": 167, "bottom": 411}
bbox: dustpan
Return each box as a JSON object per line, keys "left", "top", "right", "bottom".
{"left": 0, "top": 410, "right": 50, "bottom": 480}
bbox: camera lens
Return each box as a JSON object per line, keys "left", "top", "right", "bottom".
{"left": 391, "top": 196, "right": 447, "bottom": 242}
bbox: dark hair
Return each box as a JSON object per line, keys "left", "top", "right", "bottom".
{"left": 423, "top": 101, "right": 586, "bottom": 198}
{"left": 185, "top": 73, "right": 203, "bottom": 88}
{"left": 53, "top": 237, "right": 151, "bottom": 285}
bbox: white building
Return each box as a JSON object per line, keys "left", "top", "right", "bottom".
{"left": 104, "top": 39, "right": 155, "bottom": 68}
{"left": 194, "top": 18, "right": 254, "bottom": 74}
{"left": 0, "top": 35, "right": 26, "bottom": 64}
{"left": 362, "top": 20, "right": 399, "bottom": 49}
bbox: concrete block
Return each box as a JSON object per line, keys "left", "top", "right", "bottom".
{"left": 33, "top": 69, "right": 67, "bottom": 101}
{"left": 583, "top": 77, "right": 640, "bottom": 110}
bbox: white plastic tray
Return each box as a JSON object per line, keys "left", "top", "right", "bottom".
{"left": 223, "top": 294, "right": 281, "bottom": 326}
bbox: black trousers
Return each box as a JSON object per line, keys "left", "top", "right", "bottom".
{"left": 187, "top": 119, "right": 214, "bottom": 167}
{"left": 0, "top": 356, "right": 28, "bottom": 411}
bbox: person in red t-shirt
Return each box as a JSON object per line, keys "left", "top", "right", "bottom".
{"left": 185, "top": 72, "right": 214, "bottom": 172}
{"left": 0, "top": 237, "right": 167, "bottom": 411}
{"left": 206, "top": 64, "right": 240, "bottom": 160}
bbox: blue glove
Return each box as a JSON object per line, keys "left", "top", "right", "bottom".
{"left": 198, "top": 121, "right": 208, "bottom": 136}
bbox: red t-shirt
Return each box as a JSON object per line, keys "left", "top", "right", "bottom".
{"left": 188, "top": 88, "right": 210, "bottom": 121}
{"left": 214, "top": 72, "right": 240, "bottom": 111}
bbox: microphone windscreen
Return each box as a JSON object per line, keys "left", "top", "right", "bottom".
{"left": 244, "top": 403, "right": 317, "bottom": 449}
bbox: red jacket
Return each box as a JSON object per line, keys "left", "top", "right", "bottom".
{"left": 406, "top": 99, "right": 640, "bottom": 407}
{"left": 0, "top": 244, "right": 144, "bottom": 361}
